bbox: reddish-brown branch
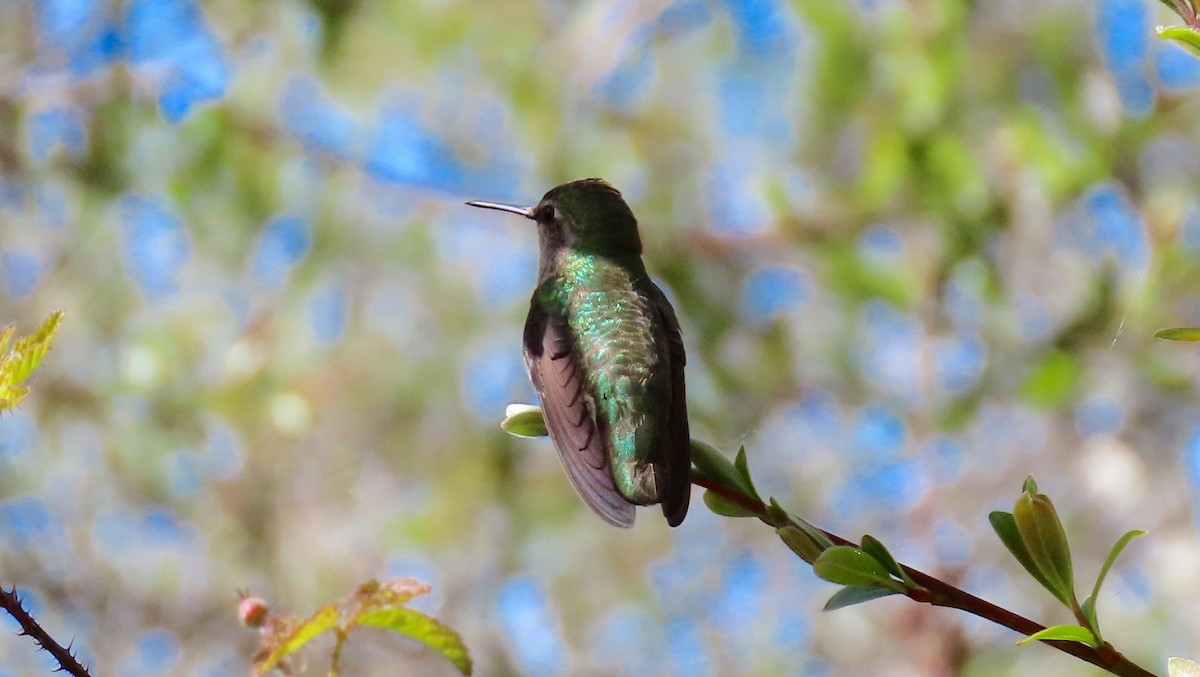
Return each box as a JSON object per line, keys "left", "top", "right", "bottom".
{"left": 690, "top": 474, "right": 1158, "bottom": 677}
{"left": 0, "top": 586, "right": 92, "bottom": 677}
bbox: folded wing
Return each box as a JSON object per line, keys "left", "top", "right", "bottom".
{"left": 649, "top": 283, "right": 690, "bottom": 526}
{"left": 523, "top": 299, "right": 635, "bottom": 527}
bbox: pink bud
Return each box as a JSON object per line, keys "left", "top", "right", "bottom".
{"left": 238, "top": 595, "right": 269, "bottom": 628}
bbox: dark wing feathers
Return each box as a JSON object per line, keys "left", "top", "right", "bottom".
{"left": 524, "top": 300, "right": 635, "bottom": 527}
{"left": 649, "top": 284, "right": 691, "bottom": 527}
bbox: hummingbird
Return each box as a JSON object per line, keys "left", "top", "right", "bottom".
{"left": 467, "top": 179, "right": 690, "bottom": 527}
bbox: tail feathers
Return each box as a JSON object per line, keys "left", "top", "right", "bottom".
{"left": 660, "top": 465, "right": 690, "bottom": 527}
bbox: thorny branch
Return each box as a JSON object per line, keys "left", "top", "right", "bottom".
{"left": 0, "top": 585, "right": 92, "bottom": 677}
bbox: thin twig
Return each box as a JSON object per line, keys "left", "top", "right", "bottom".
{"left": 0, "top": 585, "right": 92, "bottom": 677}
{"left": 690, "top": 474, "right": 1158, "bottom": 677}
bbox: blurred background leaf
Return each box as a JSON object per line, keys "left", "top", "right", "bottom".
{"left": 3, "top": 0, "right": 1200, "bottom": 674}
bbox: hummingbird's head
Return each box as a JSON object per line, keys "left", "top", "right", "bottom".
{"left": 467, "top": 178, "right": 643, "bottom": 256}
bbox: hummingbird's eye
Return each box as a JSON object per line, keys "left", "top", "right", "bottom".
{"left": 534, "top": 205, "right": 555, "bottom": 222}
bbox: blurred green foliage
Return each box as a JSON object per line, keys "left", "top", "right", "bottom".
{"left": 2, "top": 0, "right": 1200, "bottom": 675}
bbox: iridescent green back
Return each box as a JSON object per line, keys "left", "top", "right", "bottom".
{"left": 539, "top": 250, "right": 671, "bottom": 504}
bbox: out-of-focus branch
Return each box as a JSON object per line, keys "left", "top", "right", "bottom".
{"left": 0, "top": 586, "right": 92, "bottom": 677}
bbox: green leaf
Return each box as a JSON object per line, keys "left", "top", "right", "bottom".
{"left": 500, "top": 404, "right": 549, "bottom": 438}
{"left": 1092, "top": 528, "right": 1146, "bottom": 601}
{"left": 860, "top": 536, "right": 917, "bottom": 589}
{"left": 858, "top": 128, "right": 910, "bottom": 210}
{"left": 256, "top": 605, "right": 341, "bottom": 673}
{"left": 1159, "top": 27, "right": 1200, "bottom": 58}
{"left": 357, "top": 607, "right": 473, "bottom": 675}
{"left": 1083, "top": 529, "right": 1146, "bottom": 639}
{"left": 1081, "top": 595, "right": 1099, "bottom": 639}
{"left": 0, "top": 310, "right": 63, "bottom": 412}
{"left": 823, "top": 585, "right": 903, "bottom": 611}
{"left": 1169, "top": 657, "right": 1200, "bottom": 677}
{"left": 0, "top": 324, "right": 13, "bottom": 356}
{"left": 812, "top": 546, "right": 904, "bottom": 591}
{"left": 690, "top": 440, "right": 758, "bottom": 499}
{"left": 4, "top": 310, "right": 63, "bottom": 384}
{"left": 1022, "top": 476, "right": 1038, "bottom": 496}
{"left": 767, "top": 498, "right": 835, "bottom": 561}
{"left": 777, "top": 524, "right": 826, "bottom": 563}
{"left": 764, "top": 498, "right": 790, "bottom": 527}
{"left": 990, "top": 510, "right": 1063, "bottom": 603}
{"left": 859, "top": 536, "right": 902, "bottom": 579}
{"left": 768, "top": 499, "right": 835, "bottom": 550}
{"left": 733, "top": 446, "right": 762, "bottom": 501}
{"left": 703, "top": 490, "right": 760, "bottom": 518}
{"left": 251, "top": 579, "right": 466, "bottom": 676}
{"left": 1020, "top": 350, "right": 1078, "bottom": 409}
{"left": 1016, "top": 624, "right": 1098, "bottom": 648}
{"left": 1155, "top": 327, "right": 1200, "bottom": 342}
{"left": 0, "top": 385, "right": 30, "bottom": 411}
{"left": 1012, "top": 491, "right": 1076, "bottom": 607}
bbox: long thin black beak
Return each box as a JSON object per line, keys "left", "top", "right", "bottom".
{"left": 465, "top": 200, "right": 535, "bottom": 219}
